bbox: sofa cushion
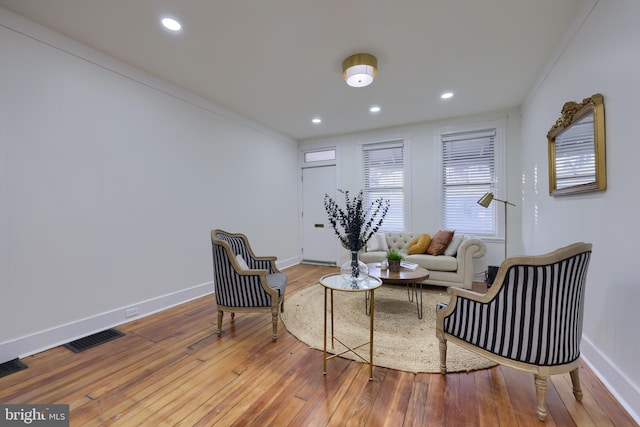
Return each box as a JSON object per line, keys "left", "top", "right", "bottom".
{"left": 366, "top": 232, "right": 388, "bottom": 252}
{"left": 408, "top": 234, "right": 431, "bottom": 254}
{"left": 405, "top": 254, "right": 458, "bottom": 272}
{"left": 426, "top": 230, "right": 455, "bottom": 255}
{"left": 360, "top": 251, "right": 387, "bottom": 263}
{"left": 266, "top": 272, "right": 287, "bottom": 299}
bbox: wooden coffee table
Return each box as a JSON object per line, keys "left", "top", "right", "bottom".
{"left": 367, "top": 263, "right": 430, "bottom": 319}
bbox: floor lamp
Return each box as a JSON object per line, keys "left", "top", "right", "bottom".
{"left": 478, "top": 192, "right": 515, "bottom": 284}
{"left": 477, "top": 192, "right": 515, "bottom": 259}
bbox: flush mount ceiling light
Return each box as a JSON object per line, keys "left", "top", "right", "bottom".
{"left": 161, "top": 17, "right": 182, "bottom": 31}
{"left": 342, "top": 53, "right": 377, "bottom": 88}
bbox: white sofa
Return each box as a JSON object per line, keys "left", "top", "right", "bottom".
{"left": 359, "top": 232, "right": 486, "bottom": 289}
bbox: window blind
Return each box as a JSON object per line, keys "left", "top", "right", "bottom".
{"left": 441, "top": 129, "right": 496, "bottom": 235}
{"left": 363, "top": 141, "right": 404, "bottom": 232}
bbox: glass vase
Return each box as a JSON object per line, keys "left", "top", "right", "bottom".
{"left": 340, "top": 250, "right": 369, "bottom": 287}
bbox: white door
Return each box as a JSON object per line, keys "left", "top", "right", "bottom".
{"left": 302, "top": 165, "right": 337, "bottom": 264}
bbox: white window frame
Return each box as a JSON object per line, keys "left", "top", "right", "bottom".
{"left": 359, "top": 134, "right": 411, "bottom": 232}
{"left": 436, "top": 119, "right": 506, "bottom": 239}
{"left": 300, "top": 146, "right": 337, "bottom": 168}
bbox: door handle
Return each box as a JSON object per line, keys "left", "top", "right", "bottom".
{"left": 314, "top": 224, "right": 324, "bottom": 228}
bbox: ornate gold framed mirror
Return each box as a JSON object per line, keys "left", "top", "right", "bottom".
{"left": 547, "top": 93, "right": 606, "bottom": 196}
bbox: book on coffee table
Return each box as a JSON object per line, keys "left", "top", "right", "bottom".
{"left": 400, "top": 260, "right": 419, "bottom": 271}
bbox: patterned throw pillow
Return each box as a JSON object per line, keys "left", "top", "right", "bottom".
{"left": 407, "top": 234, "right": 431, "bottom": 254}
{"left": 426, "top": 230, "right": 455, "bottom": 255}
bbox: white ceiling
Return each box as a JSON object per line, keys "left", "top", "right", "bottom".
{"left": 0, "top": 0, "right": 586, "bottom": 141}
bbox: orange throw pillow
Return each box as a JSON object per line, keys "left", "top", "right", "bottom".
{"left": 408, "top": 234, "right": 431, "bottom": 254}
{"left": 426, "top": 230, "right": 455, "bottom": 255}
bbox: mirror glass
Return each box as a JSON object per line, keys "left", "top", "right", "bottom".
{"left": 547, "top": 94, "right": 606, "bottom": 196}
{"left": 554, "top": 111, "right": 595, "bottom": 189}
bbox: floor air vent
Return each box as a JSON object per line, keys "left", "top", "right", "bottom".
{"left": 64, "top": 328, "right": 125, "bottom": 353}
{"left": 0, "top": 358, "right": 28, "bottom": 378}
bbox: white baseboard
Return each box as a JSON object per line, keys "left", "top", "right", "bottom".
{"left": 581, "top": 336, "right": 640, "bottom": 424}
{"left": 278, "top": 256, "right": 301, "bottom": 270}
{"left": 0, "top": 282, "right": 213, "bottom": 365}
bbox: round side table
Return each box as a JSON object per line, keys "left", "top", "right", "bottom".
{"left": 319, "top": 273, "right": 383, "bottom": 380}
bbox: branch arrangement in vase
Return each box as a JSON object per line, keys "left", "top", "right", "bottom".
{"left": 323, "top": 189, "right": 390, "bottom": 252}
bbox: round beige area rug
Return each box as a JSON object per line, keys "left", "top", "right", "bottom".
{"left": 281, "top": 284, "right": 496, "bottom": 373}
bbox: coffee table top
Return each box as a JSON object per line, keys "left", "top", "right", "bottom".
{"left": 367, "top": 263, "right": 430, "bottom": 284}
{"left": 319, "top": 273, "right": 383, "bottom": 292}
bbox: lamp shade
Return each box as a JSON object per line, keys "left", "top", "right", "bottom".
{"left": 343, "top": 54, "right": 377, "bottom": 87}
{"left": 477, "top": 192, "right": 494, "bottom": 208}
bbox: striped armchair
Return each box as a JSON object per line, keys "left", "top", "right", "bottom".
{"left": 211, "top": 229, "right": 287, "bottom": 341}
{"left": 436, "top": 242, "right": 592, "bottom": 421}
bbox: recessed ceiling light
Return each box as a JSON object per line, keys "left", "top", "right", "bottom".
{"left": 369, "top": 105, "right": 381, "bottom": 113}
{"left": 161, "top": 17, "right": 182, "bottom": 32}
{"left": 441, "top": 92, "right": 454, "bottom": 99}
{"left": 312, "top": 117, "right": 322, "bottom": 124}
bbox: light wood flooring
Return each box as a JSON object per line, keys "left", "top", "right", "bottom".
{"left": 0, "top": 264, "right": 637, "bottom": 426}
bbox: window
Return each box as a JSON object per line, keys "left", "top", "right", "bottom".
{"left": 304, "top": 149, "right": 335, "bottom": 163}
{"left": 440, "top": 127, "right": 503, "bottom": 236}
{"left": 363, "top": 141, "right": 404, "bottom": 231}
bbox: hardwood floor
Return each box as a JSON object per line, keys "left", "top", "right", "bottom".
{"left": 1, "top": 264, "right": 637, "bottom": 426}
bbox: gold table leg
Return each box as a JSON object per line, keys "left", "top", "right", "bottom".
{"left": 323, "top": 287, "right": 327, "bottom": 375}
{"left": 369, "top": 288, "right": 374, "bottom": 380}
{"left": 331, "top": 289, "right": 334, "bottom": 348}
{"left": 323, "top": 288, "right": 336, "bottom": 376}
{"left": 324, "top": 286, "right": 374, "bottom": 380}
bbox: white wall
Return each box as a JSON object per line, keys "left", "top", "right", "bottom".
{"left": 521, "top": 0, "right": 639, "bottom": 420}
{"left": 300, "top": 108, "right": 522, "bottom": 273}
{"left": 0, "top": 9, "right": 300, "bottom": 362}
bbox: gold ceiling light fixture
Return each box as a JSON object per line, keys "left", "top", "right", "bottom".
{"left": 342, "top": 53, "right": 377, "bottom": 87}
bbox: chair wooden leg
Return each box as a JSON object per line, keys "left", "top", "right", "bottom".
{"left": 534, "top": 374, "right": 548, "bottom": 421}
{"left": 438, "top": 337, "right": 447, "bottom": 374}
{"left": 271, "top": 313, "right": 278, "bottom": 341}
{"left": 570, "top": 368, "right": 583, "bottom": 401}
{"left": 217, "top": 309, "right": 224, "bottom": 336}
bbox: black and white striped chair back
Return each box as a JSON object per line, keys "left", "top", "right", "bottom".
{"left": 443, "top": 245, "right": 591, "bottom": 366}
